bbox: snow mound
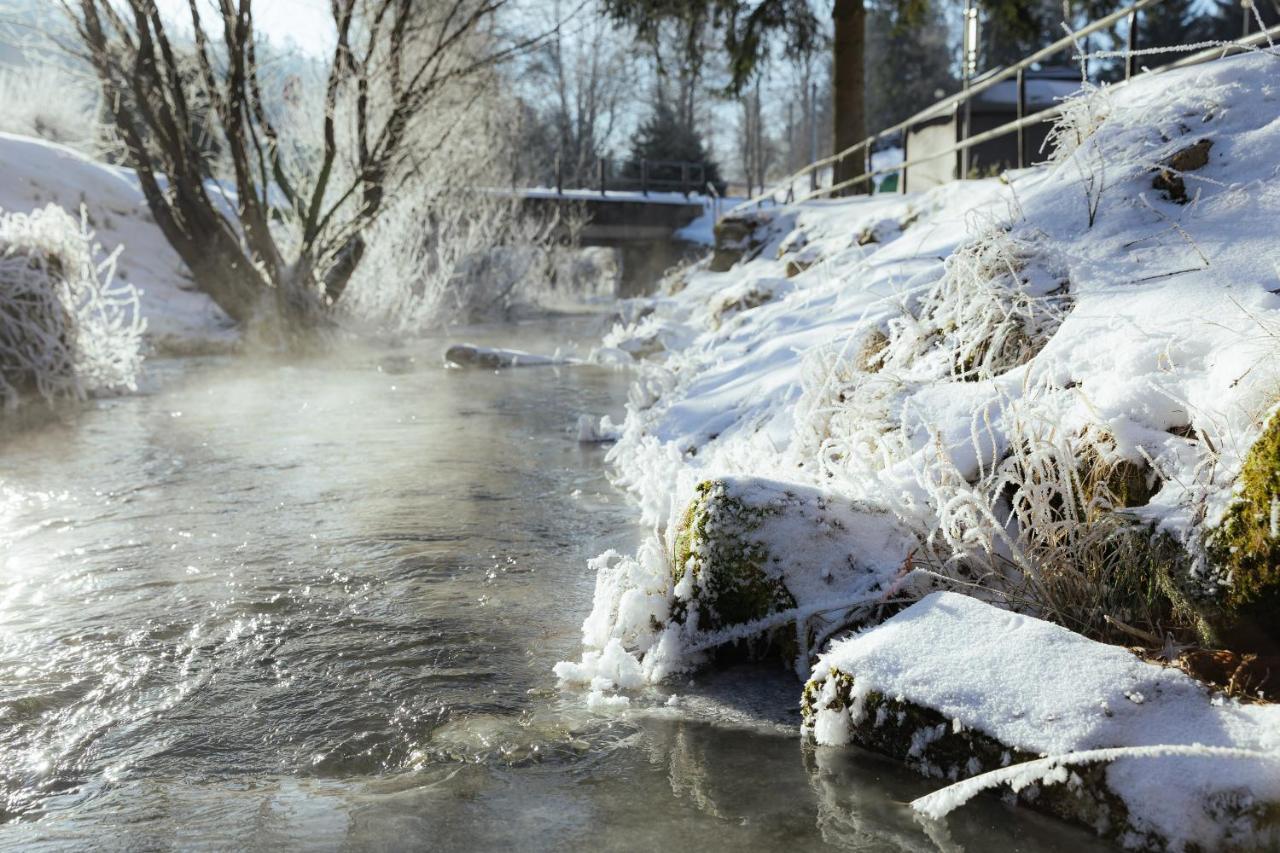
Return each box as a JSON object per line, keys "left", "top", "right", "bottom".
{"left": 0, "top": 133, "right": 234, "bottom": 351}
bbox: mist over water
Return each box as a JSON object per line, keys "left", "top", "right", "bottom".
{"left": 0, "top": 315, "right": 1105, "bottom": 851}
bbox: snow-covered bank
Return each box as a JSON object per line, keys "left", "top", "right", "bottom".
{"left": 0, "top": 133, "right": 235, "bottom": 353}
{"left": 560, "top": 52, "right": 1280, "bottom": 848}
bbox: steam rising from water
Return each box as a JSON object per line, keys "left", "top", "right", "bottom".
{"left": 0, "top": 319, "right": 1105, "bottom": 851}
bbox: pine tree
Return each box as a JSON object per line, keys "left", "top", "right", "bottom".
{"left": 864, "top": 3, "right": 956, "bottom": 135}
{"left": 624, "top": 101, "right": 725, "bottom": 192}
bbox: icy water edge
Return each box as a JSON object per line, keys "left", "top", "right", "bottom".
{"left": 0, "top": 315, "right": 1107, "bottom": 851}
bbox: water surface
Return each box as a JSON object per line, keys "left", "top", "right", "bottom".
{"left": 0, "top": 316, "right": 1106, "bottom": 851}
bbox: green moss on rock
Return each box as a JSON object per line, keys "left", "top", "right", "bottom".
{"left": 1206, "top": 410, "right": 1280, "bottom": 648}
{"left": 671, "top": 480, "right": 797, "bottom": 634}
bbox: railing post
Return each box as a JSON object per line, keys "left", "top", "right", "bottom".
{"left": 641, "top": 159, "right": 649, "bottom": 196}
{"left": 599, "top": 157, "right": 606, "bottom": 196}
{"left": 1015, "top": 66, "right": 1025, "bottom": 169}
{"left": 809, "top": 80, "right": 819, "bottom": 191}
{"left": 901, "top": 124, "right": 910, "bottom": 194}
{"left": 1243, "top": 0, "right": 1252, "bottom": 37}
{"left": 555, "top": 151, "right": 563, "bottom": 196}
{"left": 1126, "top": 9, "right": 1139, "bottom": 80}
{"left": 680, "top": 162, "right": 689, "bottom": 197}
{"left": 960, "top": 0, "right": 977, "bottom": 180}
{"left": 864, "top": 142, "right": 873, "bottom": 193}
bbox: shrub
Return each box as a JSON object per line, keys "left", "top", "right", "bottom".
{"left": 0, "top": 205, "right": 145, "bottom": 407}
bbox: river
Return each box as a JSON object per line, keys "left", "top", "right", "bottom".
{"left": 0, "top": 315, "right": 1105, "bottom": 851}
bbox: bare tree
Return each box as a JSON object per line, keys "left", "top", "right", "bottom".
{"left": 59, "top": 0, "right": 539, "bottom": 336}
{"left": 539, "top": 0, "right": 629, "bottom": 186}
{"left": 737, "top": 76, "right": 773, "bottom": 196}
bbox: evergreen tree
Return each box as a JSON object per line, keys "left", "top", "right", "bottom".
{"left": 865, "top": 2, "right": 956, "bottom": 135}
{"left": 624, "top": 101, "right": 725, "bottom": 192}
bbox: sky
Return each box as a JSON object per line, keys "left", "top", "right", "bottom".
{"left": 153, "top": 0, "right": 335, "bottom": 55}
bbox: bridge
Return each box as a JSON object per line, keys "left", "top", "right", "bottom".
{"left": 511, "top": 173, "right": 716, "bottom": 295}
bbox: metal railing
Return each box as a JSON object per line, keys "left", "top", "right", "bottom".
{"left": 732, "top": 1, "right": 1280, "bottom": 214}
{"left": 554, "top": 157, "right": 712, "bottom": 198}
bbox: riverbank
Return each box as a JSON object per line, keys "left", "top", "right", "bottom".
{"left": 561, "top": 52, "right": 1280, "bottom": 850}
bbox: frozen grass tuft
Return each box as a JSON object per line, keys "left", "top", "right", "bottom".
{"left": 0, "top": 204, "right": 145, "bottom": 408}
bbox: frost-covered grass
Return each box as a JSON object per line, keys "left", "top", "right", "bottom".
{"left": 0, "top": 63, "right": 114, "bottom": 159}
{"left": 0, "top": 204, "right": 144, "bottom": 407}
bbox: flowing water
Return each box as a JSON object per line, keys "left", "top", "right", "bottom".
{"left": 0, "top": 315, "right": 1107, "bottom": 852}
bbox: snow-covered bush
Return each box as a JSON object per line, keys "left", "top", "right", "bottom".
{"left": 0, "top": 205, "right": 145, "bottom": 407}
{"left": 0, "top": 64, "right": 114, "bottom": 158}
{"left": 340, "top": 193, "right": 570, "bottom": 332}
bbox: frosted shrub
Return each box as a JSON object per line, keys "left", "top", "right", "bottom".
{"left": 0, "top": 205, "right": 145, "bottom": 407}
{"left": 0, "top": 64, "right": 114, "bottom": 158}
{"left": 887, "top": 225, "right": 1070, "bottom": 382}
{"left": 340, "top": 194, "right": 569, "bottom": 333}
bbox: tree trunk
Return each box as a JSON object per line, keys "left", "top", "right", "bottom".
{"left": 832, "top": 0, "right": 867, "bottom": 195}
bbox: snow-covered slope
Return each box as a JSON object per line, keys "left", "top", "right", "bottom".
{"left": 0, "top": 133, "right": 235, "bottom": 353}
{"left": 604, "top": 54, "right": 1280, "bottom": 542}
{"left": 561, "top": 50, "right": 1280, "bottom": 849}
{"left": 584, "top": 52, "right": 1280, "bottom": 597}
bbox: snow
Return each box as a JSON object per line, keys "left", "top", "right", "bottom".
{"left": 517, "top": 187, "right": 712, "bottom": 206}
{"left": 811, "top": 592, "right": 1280, "bottom": 851}
{"left": 576, "top": 414, "right": 622, "bottom": 443}
{"left": 0, "top": 133, "right": 235, "bottom": 352}
{"left": 673, "top": 197, "right": 746, "bottom": 246}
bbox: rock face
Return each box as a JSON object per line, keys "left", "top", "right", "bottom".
{"left": 710, "top": 210, "right": 772, "bottom": 272}
{"left": 1153, "top": 139, "right": 1213, "bottom": 204}
{"left": 1206, "top": 409, "right": 1280, "bottom": 651}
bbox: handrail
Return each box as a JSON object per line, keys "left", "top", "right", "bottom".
{"left": 732, "top": 2, "right": 1280, "bottom": 215}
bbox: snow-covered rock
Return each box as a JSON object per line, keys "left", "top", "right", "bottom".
{"left": 443, "top": 343, "right": 577, "bottom": 369}
{"left": 804, "top": 592, "right": 1280, "bottom": 851}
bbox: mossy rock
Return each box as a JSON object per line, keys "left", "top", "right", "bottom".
{"left": 671, "top": 480, "right": 797, "bottom": 635}
{"left": 1205, "top": 409, "right": 1280, "bottom": 650}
